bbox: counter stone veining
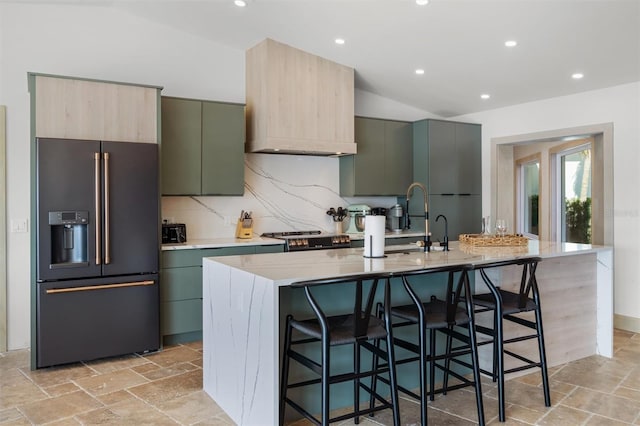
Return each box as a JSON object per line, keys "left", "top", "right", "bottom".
{"left": 203, "top": 240, "right": 609, "bottom": 285}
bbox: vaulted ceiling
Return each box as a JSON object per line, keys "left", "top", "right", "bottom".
{"left": 93, "top": 1, "right": 640, "bottom": 116}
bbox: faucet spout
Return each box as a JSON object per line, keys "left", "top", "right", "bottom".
{"left": 405, "top": 182, "right": 431, "bottom": 252}
{"left": 436, "top": 214, "right": 449, "bottom": 251}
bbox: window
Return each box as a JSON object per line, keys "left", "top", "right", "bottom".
{"left": 553, "top": 143, "right": 592, "bottom": 243}
{"left": 517, "top": 157, "right": 540, "bottom": 238}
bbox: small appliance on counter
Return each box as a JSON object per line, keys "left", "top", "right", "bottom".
{"left": 371, "top": 207, "right": 387, "bottom": 216}
{"left": 162, "top": 223, "right": 187, "bottom": 244}
{"left": 345, "top": 204, "right": 371, "bottom": 233}
{"left": 387, "top": 203, "right": 405, "bottom": 232}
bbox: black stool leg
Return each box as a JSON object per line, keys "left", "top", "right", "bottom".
{"left": 354, "top": 342, "right": 361, "bottom": 424}
{"left": 495, "top": 302, "right": 506, "bottom": 422}
{"left": 535, "top": 304, "right": 551, "bottom": 407}
{"left": 383, "top": 280, "right": 401, "bottom": 426}
{"left": 280, "top": 316, "right": 293, "bottom": 426}
{"left": 429, "top": 328, "right": 436, "bottom": 401}
{"left": 418, "top": 319, "right": 428, "bottom": 425}
{"left": 321, "top": 337, "right": 331, "bottom": 426}
{"left": 467, "top": 312, "right": 486, "bottom": 425}
{"left": 442, "top": 325, "right": 454, "bottom": 395}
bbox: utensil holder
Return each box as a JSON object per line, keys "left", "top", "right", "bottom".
{"left": 235, "top": 220, "right": 253, "bottom": 239}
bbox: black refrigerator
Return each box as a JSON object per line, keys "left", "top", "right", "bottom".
{"left": 35, "top": 138, "right": 160, "bottom": 368}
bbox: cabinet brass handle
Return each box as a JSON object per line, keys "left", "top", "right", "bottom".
{"left": 45, "top": 280, "right": 155, "bottom": 294}
{"left": 94, "top": 152, "right": 101, "bottom": 265}
{"left": 103, "top": 152, "right": 111, "bottom": 264}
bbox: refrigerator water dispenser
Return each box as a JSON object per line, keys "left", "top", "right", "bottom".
{"left": 48, "top": 211, "right": 89, "bottom": 268}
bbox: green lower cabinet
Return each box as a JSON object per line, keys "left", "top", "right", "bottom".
{"left": 161, "top": 300, "right": 203, "bottom": 337}
{"left": 160, "top": 244, "right": 283, "bottom": 345}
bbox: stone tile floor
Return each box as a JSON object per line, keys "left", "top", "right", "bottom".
{"left": 1, "top": 330, "right": 639, "bottom": 425}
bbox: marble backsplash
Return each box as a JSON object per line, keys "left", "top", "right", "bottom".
{"left": 161, "top": 153, "right": 398, "bottom": 239}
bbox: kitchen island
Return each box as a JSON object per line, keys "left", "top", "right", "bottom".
{"left": 202, "top": 241, "right": 613, "bottom": 425}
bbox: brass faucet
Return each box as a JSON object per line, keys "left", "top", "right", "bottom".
{"left": 405, "top": 182, "right": 432, "bottom": 252}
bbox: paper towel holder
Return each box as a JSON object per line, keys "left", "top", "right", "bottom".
{"left": 363, "top": 234, "right": 387, "bottom": 259}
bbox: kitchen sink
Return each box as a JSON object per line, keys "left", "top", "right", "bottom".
{"left": 384, "top": 246, "right": 451, "bottom": 254}
{"left": 384, "top": 247, "right": 424, "bottom": 254}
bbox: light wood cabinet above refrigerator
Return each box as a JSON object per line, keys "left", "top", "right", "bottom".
{"left": 31, "top": 74, "right": 160, "bottom": 144}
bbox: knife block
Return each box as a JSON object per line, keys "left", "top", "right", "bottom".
{"left": 235, "top": 219, "right": 253, "bottom": 239}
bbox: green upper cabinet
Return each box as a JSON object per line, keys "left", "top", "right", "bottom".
{"left": 161, "top": 96, "right": 245, "bottom": 196}
{"left": 201, "top": 102, "right": 245, "bottom": 195}
{"left": 413, "top": 119, "right": 482, "bottom": 238}
{"left": 161, "top": 97, "right": 202, "bottom": 195}
{"left": 422, "top": 119, "right": 482, "bottom": 195}
{"left": 340, "top": 117, "right": 413, "bottom": 196}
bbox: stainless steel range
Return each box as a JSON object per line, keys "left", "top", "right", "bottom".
{"left": 261, "top": 230, "right": 351, "bottom": 252}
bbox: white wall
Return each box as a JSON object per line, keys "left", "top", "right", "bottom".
{"left": 0, "top": 3, "right": 429, "bottom": 350}
{"left": 453, "top": 82, "right": 640, "bottom": 322}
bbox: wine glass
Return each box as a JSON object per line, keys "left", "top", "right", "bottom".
{"left": 495, "top": 219, "right": 507, "bottom": 237}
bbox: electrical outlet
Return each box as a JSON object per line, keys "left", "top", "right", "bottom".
{"left": 224, "top": 216, "right": 232, "bottom": 226}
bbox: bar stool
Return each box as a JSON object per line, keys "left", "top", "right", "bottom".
{"left": 279, "top": 273, "right": 400, "bottom": 426}
{"left": 374, "top": 264, "right": 485, "bottom": 426}
{"left": 472, "top": 257, "right": 551, "bottom": 422}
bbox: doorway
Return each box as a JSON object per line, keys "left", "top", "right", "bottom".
{"left": 491, "top": 123, "right": 612, "bottom": 247}
{"left": 554, "top": 142, "right": 592, "bottom": 243}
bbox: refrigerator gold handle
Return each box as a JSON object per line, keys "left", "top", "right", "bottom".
{"left": 103, "top": 152, "right": 111, "bottom": 264}
{"left": 94, "top": 152, "right": 101, "bottom": 265}
{"left": 45, "top": 280, "right": 155, "bottom": 294}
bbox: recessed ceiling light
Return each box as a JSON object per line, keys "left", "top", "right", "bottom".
{"left": 416, "top": 0, "right": 429, "bottom": 5}
{"left": 481, "top": 94, "right": 491, "bottom": 100}
{"left": 335, "top": 38, "right": 345, "bottom": 45}
{"left": 505, "top": 40, "right": 517, "bottom": 47}
{"left": 572, "top": 73, "right": 584, "bottom": 79}
{"left": 234, "top": 0, "right": 246, "bottom": 6}
{"left": 415, "top": 69, "right": 425, "bottom": 75}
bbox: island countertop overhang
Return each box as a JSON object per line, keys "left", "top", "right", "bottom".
{"left": 202, "top": 240, "right": 610, "bottom": 286}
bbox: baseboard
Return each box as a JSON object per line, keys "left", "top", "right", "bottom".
{"left": 162, "top": 330, "right": 202, "bottom": 347}
{"left": 614, "top": 314, "right": 640, "bottom": 333}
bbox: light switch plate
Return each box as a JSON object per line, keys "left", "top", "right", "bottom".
{"left": 11, "top": 218, "right": 28, "bottom": 233}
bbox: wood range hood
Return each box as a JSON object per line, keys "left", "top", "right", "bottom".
{"left": 245, "top": 38, "right": 356, "bottom": 156}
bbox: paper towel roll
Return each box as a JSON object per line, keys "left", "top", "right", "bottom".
{"left": 364, "top": 215, "right": 386, "bottom": 258}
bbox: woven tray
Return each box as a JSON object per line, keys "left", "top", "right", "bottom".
{"left": 459, "top": 244, "right": 529, "bottom": 256}
{"left": 459, "top": 233, "right": 529, "bottom": 247}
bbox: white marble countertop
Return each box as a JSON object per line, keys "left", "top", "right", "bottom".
{"left": 204, "top": 240, "right": 610, "bottom": 286}
{"left": 161, "top": 230, "right": 425, "bottom": 250}
{"left": 161, "top": 236, "right": 284, "bottom": 250}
